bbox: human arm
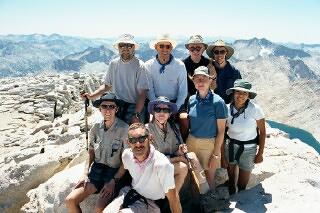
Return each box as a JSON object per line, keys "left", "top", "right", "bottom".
{"left": 165, "top": 188, "right": 182, "bottom": 213}
{"left": 131, "top": 89, "right": 147, "bottom": 123}
{"left": 255, "top": 118, "right": 266, "bottom": 163}
{"left": 176, "top": 65, "right": 188, "bottom": 110}
{"left": 81, "top": 84, "right": 112, "bottom": 100}
{"left": 209, "top": 118, "right": 226, "bottom": 169}
{"left": 75, "top": 149, "right": 95, "bottom": 189}
{"left": 100, "top": 163, "right": 126, "bottom": 198}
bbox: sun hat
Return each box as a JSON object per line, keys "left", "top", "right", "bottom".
{"left": 185, "top": 35, "right": 208, "bottom": 49}
{"left": 192, "top": 66, "right": 211, "bottom": 78}
{"left": 206, "top": 40, "right": 234, "bottom": 59}
{"left": 113, "top": 34, "right": 139, "bottom": 50}
{"left": 92, "top": 92, "right": 119, "bottom": 108}
{"left": 147, "top": 96, "right": 178, "bottom": 114}
{"left": 226, "top": 79, "right": 257, "bottom": 99}
{"left": 149, "top": 34, "right": 177, "bottom": 49}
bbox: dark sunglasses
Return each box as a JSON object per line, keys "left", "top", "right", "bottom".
{"left": 213, "top": 49, "right": 226, "bottom": 55}
{"left": 128, "top": 134, "right": 148, "bottom": 144}
{"left": 159, "top": 44, "right": 171, "bottom": 49}
{"left": 189, "top": 46, "right": 202, "bottom": 52}
{"left": 100, "top": 104, "right": 117, "bottom": 110}
{"left": 154, "top": 107, "right": 171, "bottom": 113}
{"left": 118, "top": 43, "right": 134, "bottom": 49}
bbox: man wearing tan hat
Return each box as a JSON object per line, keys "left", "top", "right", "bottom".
{"left": 206, "top": 40, "right": 241, "bottom": 104}
{"left": 82, "top": 34, "right": 149, "bottom": 124}
{"left": 145, "top": 34, "right": 187, "bottom": 112}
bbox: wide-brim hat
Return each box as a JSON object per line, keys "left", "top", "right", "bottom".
{"left": 147, "top": 96, "right": 178, "bottom": 114}
{"left": 185, "top": 35, "right": 208, "bottom": 49}
{"left": 192, "top": 66, "right": 210, "bottom": 78}
{"left": 206, "top": 40, "right": 234, "bottom": 59}
{"left": 93, "top": 92, "right": 119, "bottom": 108}
{"left": 149, "top": 34, "right": 177, "bottom": 50}
{"left": 226, "top": 79, "right": 257, "bottom": 99}
{"left": 113, "top": 33, "right": 139, "bottom": 50}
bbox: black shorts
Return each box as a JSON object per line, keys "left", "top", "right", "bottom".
{"left": 88, "top": 162, "right": 118, "bottom": 193}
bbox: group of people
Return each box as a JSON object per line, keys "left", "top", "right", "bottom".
{"left": 64, "top": 33, "right": 266, "bottom": 213}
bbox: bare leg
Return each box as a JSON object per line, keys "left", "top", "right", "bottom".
{"left": 237, "top": 168, "right": 251, "bottom": 192}
{"left": 205, "top": 169, "right": 216, "bottom": 190}
{"left": 65, "top": 182, "right": 97, "bottom": 213}
{"left": 227, "top": 164, "right": 237, "bottom": 195}
{"left": 178, "top": 113, "right": 189, "bottom": 142}
{"left": 173, "top": 161, "right": 188, "bottom": 192}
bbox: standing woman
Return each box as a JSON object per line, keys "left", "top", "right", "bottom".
{"left": 187, "top": 66, "right": 228, "bottom": 189}
{"left": 222, "top": 79, "right": 266, "bottom": 194}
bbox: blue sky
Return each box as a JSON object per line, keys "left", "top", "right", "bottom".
{"left": 0, "top": 0, "right": 319, "bottom": 43}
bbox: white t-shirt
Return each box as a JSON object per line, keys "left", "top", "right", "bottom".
{"left": 122, "top": 145, "right": 175, "bottom": 200}
{"left": 227, "top": 101, "right": 264, "bottom": 141}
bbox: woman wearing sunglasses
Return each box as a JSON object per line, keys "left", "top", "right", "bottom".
{"left": 206, "top": 40, "right": 242, "bottom": 104}
{"left": 65, "top": 92, "right": 128, "bottom": 213}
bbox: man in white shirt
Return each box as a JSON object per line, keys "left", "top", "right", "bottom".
{"left": 103, "top": 123, "right": 182, "bottom": 213}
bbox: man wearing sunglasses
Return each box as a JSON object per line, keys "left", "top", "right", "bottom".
{"left": 104, "top": 123, "right": 182, "bottom": 213}
{"left": 65, "top": 92, "right": 129, "bottom": 213}
{"left": 206, "top": 40, "right": 242, "bottom": 104}
{"left": 145, "top": 34, "right": 187, "bottom": 114}
{"left": 81, "top": 34, "right": 149, "bottom": 124}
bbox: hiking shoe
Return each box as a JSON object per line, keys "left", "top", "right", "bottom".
{"left": 200, "top": 190, "right": 230, "bottom": 213}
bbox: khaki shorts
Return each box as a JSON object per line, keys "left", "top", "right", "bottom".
{"left": 186, "top": 134, "right": 215, "bottom": 170}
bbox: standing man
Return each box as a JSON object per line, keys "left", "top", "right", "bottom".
{"left": 82, "top": 34, "right": 149, "bottom": 124}
{"left": 65, "top": 92, "right": 128, "bottom": 213}
{"left": 103, "top": 123, "right": 182, "bottom": 213}
{"left": 145, "top": 34, "right": 187, "bottom": 112}
{"left": 206, "top": 40, "right": 241, "bottom": 104}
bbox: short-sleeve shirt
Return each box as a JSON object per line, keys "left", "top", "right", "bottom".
{"left": 147, "top": 122, "right": 180, "bottom": 156}
{"left": 188, "top": 90, "right": 228, "bottom": 138}
{"left": 145, "top": 57, "right": 188, "bottom": 109}
{"left": 104, "top": 56, "right": 149, "bottom": 104}
{"left": 89, "top": 118, "right": 129, "bottom": 168}
{"left": 122, "top": 145, "right": 175, "bottom": 200}
{"left": 227, "top": 101, "right": 265, "bottom": 141}
{"left": 183, "top": 55, "right": 210, "bottom": 96}
{"left": 214, "top": 61, "right": 241, "bottom": 104}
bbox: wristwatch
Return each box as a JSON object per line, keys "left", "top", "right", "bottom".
{"left": 134, "top": 112, "right": 141, "bottom": 119}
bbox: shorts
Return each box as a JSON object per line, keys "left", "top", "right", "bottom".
{"left": 88, "top": 162, "right": 118, "bottom": 193}
{"left": 186, "top": 134, "right": 215, "bottom": 170}
{"left": 224, "top": 142, "right": 257, "bottom": 171}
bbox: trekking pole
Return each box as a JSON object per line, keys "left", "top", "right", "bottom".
{"left": 79, "top": 78, "right": 89, "bottom": 151}
{"left": 169, "top": 119, "right": 200, "bottom": 191}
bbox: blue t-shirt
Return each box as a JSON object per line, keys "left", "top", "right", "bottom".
{"left": 188, "top": 90, "right": 228, "bottom": 138}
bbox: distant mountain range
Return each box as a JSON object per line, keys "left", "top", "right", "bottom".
{"left": 1, "top": 34, "right": 320, "bottom": 77}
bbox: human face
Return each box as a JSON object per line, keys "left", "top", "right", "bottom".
{"left": 233, "top": 90, "right": 249, "bottom": 107}
{"left": 155, "top": 42, "right": 173, "bottom": 58}
{"left": 213, "top": 47, "right": 227, "bottom": 64}
{"left": 99, "top": 101, "right": 117, "bottom": 122}
{"left": 188, "top": 43, "right": 205, "bottom": 59}
{"left": 127, "top": 127, "right": 150, "bottom": 160}
{"left": 153, "top": 104, "right": 171, "bottom": 124}
{"left": 193, "top": 74, "right": 212, "bottom": 92}
{"left": 118, "top": 43, "right": 135, "bottom": 61}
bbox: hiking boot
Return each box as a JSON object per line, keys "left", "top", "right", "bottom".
{"left": 200, "top": 190, "right": 230, "bottom": 213}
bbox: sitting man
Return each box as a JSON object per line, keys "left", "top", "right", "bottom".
{"left": 103, "top": 123, "right": 182, "bottom": 213}
{"left": 65, "top": 92, "right": 129, "bottom": 213}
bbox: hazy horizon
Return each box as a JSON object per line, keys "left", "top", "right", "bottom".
{"left": 1, "top": 0, "right": 320, "bottom": 44}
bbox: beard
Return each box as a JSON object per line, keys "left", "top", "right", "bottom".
{"left": 121, "top": 51, "right": 134, "bottom": 61}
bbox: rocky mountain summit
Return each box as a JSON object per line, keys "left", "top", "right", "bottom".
{"left": 0, "top": 72, "right": 319, "bottom": 213}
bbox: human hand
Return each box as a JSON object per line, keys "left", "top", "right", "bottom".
{"left": 130, "top": 116, "right": 140, "bottom": 124}
{"left": 178, "top": 144, "right": 188, "bottom": 156}
{"left": 208, "top": 155, "right": 220, "bottom": 170}
{"left": 74, "top": 174, "right": 89, "bottom": 189}
{"left": 254, "top": 154, "right": 263, "bottom": 164}
{"left": 100, "top": 180, "right": 115, "bottom": 199}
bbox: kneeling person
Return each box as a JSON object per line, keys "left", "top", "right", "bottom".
{"left": 65, "top": 92, "right": 128, "bottom": 213}
{"left": 104, "top": 123, "right": 182, "bottom": 213}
